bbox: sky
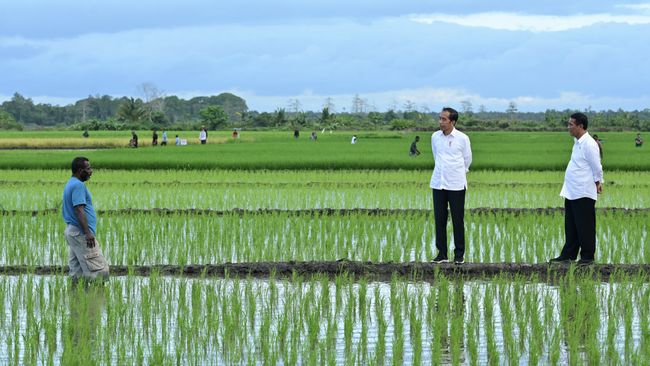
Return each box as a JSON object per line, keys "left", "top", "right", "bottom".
{"left": 1, "top": 0, "right": 650, "bottom": 112}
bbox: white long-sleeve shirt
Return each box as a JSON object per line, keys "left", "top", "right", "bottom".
{"left": 430, "top": 128, "right": 472, "bottom": 190}
{"left": 199, "top": 130, "right": 207, "bottom": 141}
{"left": 560, "top": 132, "right": 603, "bottom": 201}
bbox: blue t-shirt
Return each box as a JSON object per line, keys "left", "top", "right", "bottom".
{"left": 62, "top": 177, "right": 97, "bottom": 235}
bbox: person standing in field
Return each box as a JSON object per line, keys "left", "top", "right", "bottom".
{"left": 409, "top": 136, "right": 421, "bottom": 156}
{"left": 62, "top": 157, "right": 109, "bottom": 284}
{"left": 430, "top": 107, "right": 472, "bottom": 264}
{"left": 550, "top": 112, "right": 603, "bottom": 265}
{"left": 152, "top": 130, "right": 158, "bottom": 146}
{"left": 200, "top": 127, "right": 207, "bottom": 145}
{"left": 592, "top": 134, "right": 603, "bottom": 158}
{"left": 161, "top": 130, "right": 168, "bottom": 146}
{"left": 636, "top": 133, "right": 643, "bottom": 147}
{"left": 130, "top": 131, "right": 138, "bottom": 148}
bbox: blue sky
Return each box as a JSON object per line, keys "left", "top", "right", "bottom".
{"left": 1, "top": 0, "right": 649, "bottom": 112}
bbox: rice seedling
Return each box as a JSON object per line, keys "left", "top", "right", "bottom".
{"left": 1, "top": 210, "right": 647, "bottom": 266}
{"left": 3, "top": 169, "right": 650, "bottom": 211}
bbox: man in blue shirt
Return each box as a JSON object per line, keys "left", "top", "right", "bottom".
{"left": 63, "top": 157, "right": 109, "bottom": 283}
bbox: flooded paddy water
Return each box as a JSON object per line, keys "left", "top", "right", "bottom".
{"left": 0, "top": 274, "right": 648, "bottom": 365}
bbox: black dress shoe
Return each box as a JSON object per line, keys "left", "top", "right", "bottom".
{"left": 549, "top": 256, "right": 572, "bottom": 263}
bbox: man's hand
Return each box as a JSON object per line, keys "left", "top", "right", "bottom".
{"left": 86, "top": 233, "right": 96, "bottom": 248}
{"left": 596, "top": 181, "right": 603, "bottom": 194}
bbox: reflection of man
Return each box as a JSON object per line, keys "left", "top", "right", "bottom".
{"left": 62, "top": 157, "right": 109, "bottom": 283}
{"left": 64, "top": 286, "right": 106, "bottom": 363}
{"left": 550, "top": 113, "right": 603, "bottom": 265}
{"left": 430, "top": 107, "right": 472, "bottom": 264}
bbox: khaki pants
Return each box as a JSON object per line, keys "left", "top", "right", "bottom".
{"left": 64, "top": 225, "right": 109, "bottom": 280}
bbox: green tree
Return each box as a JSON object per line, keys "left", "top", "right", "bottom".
{"left": 384, "top": 109, "right": 398, "bottom": 123}
{"left": 319, "top": 107, "right": 333, "bottom": 125}
{"left": 0, "top": 110, "right": 22, "bottom": 130}
{"left": 2, "top": 92, "right": 36, "bottom": 123}
{"left": 367, "top": 111, "right": 383, "bottom": 126}
{"left": 289, "top": 112, "right": 307, "bottom": 128}
{"left": 116, "top": 98, "right": 146, "bottom": 124}
{"left": 200, "top": 105, "right": 229, "bottom": 130}
{"left": 273, "top": 108, "right": 287, "bottom": 127}
{"left": 252, "top": 112, "right": 273, "bottom": 127}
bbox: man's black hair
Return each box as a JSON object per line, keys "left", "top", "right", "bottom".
{"left": 570, "top": 112, "right": 589, "bottom": 130}
{"left": 442, "top": 107, "right": 459, "bottom": 122}
{"left": 71, "top": 157, "right": 89, "bottom": 175}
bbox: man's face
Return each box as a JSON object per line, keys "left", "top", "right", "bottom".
{"left": 567, "top": 118, "right": 582, "bottom": 138}
{"left": 439, "top": 111, "right": 454, "bottom": 131}
{"left": 78, "top": 160, "right": 93, "bottom": 182}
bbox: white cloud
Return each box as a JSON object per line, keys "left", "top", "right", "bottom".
{"left": 409, "top": 12, "right": 650, "bottom": 32}
{"left": 617, "top": 3, "right": 650, "bottom": 11}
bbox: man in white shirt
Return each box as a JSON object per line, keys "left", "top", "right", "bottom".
{"left": 430, "top": 107, "right": 472, "bottom": 264}
{"left": 551, "top": 112, "right": 603, "bottom": 265}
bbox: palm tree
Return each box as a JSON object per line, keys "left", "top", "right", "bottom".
{"left": 117, "top": 98, "right": 146, "bottom": 124}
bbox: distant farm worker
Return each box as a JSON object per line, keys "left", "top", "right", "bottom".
{"left": 636, "top": 133, "right": 643, "bottom": 147}
{"left": 409, "top": 136, "right": 421, "bottom": 156}
{"left": 351, "top": 135, "right": 357, "bottom": 144}
{"left": 233, "top": 130, "right": 238, "bottom": 139}
{"left": 200, "top": 127, "right": 207, "bottom": 145}
{"left": 82, "top": 130, "right": 89, "bottom": 138}
{"left": 550, "top": 113, "right": 603, "bottom": 266}
{"left": 175, "top": 135, "right": 181, "bottom": 146}
{"left": 161, "top": 131, "right": 168, "bottom": 146}
{"left": 62, "top": 157, "right": 109, "bottom": 284}
{"left": 130, "top": 131, "right": 138, "bottom": 148}
{"left": 152, "top": 130, "right": 158, "bottom": 146}
{"left": 592, "top": 134, "right": 603, "bottom": 158}
{"left": 431, "top": 107, "right": 472, "bottom": 265}
{"left": 311, "top": 132, "right": 317, "bottom": 140}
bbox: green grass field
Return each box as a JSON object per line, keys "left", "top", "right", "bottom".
{"left": 0, "top": 130, "right": 647, "bottom": 170}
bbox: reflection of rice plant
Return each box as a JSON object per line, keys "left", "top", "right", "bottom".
{"left": 4, "top": 272, "right": 649, "bottom": 364}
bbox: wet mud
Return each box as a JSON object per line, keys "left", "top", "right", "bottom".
{"left": 2, "top": 261, "right": 649, "bottom": 282}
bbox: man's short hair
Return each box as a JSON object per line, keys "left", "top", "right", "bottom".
{"left": 570, "top": 112, "right": 589, "bottom": 130}
{"left": 71, "top": 157, "right": 89, "bottom": 174}
{"left": 442, "top": 107, "right": 459, "bottom": 122}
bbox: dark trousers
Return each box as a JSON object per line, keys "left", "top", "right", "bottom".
{"left": 560, "top": 198, "right": 596, "bottom": 260}
{"left": 432, "top": 189, "right": 466, "bottom": 258}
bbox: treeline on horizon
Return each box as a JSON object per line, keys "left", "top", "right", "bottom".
{"left": 1, "top": 91, "right": 650, "bottom": 132}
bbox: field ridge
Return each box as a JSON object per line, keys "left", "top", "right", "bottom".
{"left": 4, "top": 207, "right": 650, "bottom": 217}
{"left": 3, "top": 262, "right": 650, "bottom": 281}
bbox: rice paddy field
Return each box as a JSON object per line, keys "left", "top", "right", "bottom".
{"left": 1, "top": 131, "right": 649, "bottom": 365}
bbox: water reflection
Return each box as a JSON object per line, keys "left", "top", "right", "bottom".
{"left": 558, "top": 278, "right": 601, "bottom": 365}
{"left": 62, "top": 281, "right": 106, "bottom": 365}
{"left": 0, "top": 275, "right": 647, "bottom": 365}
